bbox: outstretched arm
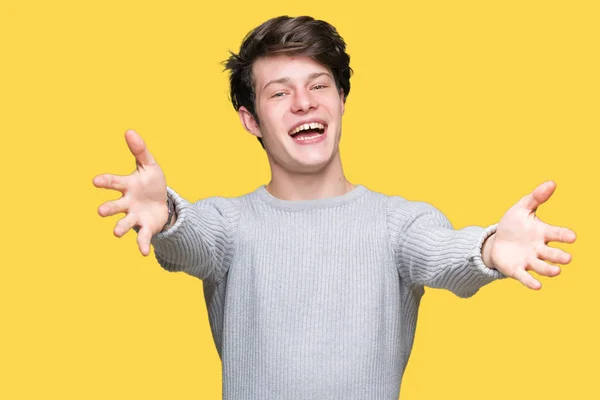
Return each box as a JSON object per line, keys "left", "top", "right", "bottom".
{"left": 389, "top": 199, "right": 504, "bottom": 298}
{"left": 92, "top": 130, "right": 240, "bottom": 283}
{"left": 390, "top": 180, "right": 576, "bottom": 297}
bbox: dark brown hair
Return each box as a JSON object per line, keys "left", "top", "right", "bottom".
{"left": 223, "top": 15, "right": 353, "bottom": 147}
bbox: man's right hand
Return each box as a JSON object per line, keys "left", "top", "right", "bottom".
{"left": 93, "top": 130, "right": 169, "bottom": 256}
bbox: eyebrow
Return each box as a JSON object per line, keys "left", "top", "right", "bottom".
{"left": 261, "top": 72, "right": 332, "bottom": 91}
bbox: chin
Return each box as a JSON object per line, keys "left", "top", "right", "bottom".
{"left": 291, "top": 153, "right": 338, "bottom": 174}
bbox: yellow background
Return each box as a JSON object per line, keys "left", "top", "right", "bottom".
{"left": 1, "top": 0, "right": 598, "bottom": 398}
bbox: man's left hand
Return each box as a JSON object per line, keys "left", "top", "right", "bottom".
{"left": 482, "top": 180, "right": 577, "bottom": 290}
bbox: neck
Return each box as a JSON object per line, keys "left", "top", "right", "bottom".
{"left": 266, "top": 153, "right": 354, "bottom": 201}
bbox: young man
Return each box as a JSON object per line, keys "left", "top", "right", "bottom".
{"left": 93, "top": 15, "right": 576, "bottom": 400}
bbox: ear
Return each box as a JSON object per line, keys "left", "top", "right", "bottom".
{"left": 339, "top": 90, "right": 346, "bottom": 115}
{"left": 238, "top": 106, "right": 262, "bottom": 138}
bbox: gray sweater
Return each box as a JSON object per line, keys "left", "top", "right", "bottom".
{"left": 151, "top": 184, "right": 505, "bottom": 399}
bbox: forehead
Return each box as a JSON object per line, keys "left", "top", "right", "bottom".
{"left": 252, "top": 55, "right": 331, "bottom": 88}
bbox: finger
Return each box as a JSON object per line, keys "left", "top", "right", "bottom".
{"left": 544, "top": 224, "right": 577, "bottom": 244}
{"left": 137, "top": 226, "right": 153, "bottom": 257}
{"left": 114, "top": 213, "right": 138, "bottom": 237}
{"left": 537, "top": 244, "right": 572, "bottom": 265}
{"left": 125, "top": 130, "right": 156, "bottom": 168}
{"left": 98, "top": 196, "right": 129, "bottom": 217}
{"left": 518, "top": 180, "right": 556, "bottom": 211}
{"left": 528, "top": 256, "right": 561, "bottom": 277}
{"left": 514, "top": 268, "right": 542, "bottom": 290}
{"left": 93, "top": 174, "right": 129, "bottom": 192}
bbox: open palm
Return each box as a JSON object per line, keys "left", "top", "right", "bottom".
{"left": 490, "top": 181, "right": 576, "bottom": 289}
{"left": 93, "top": 130, "right": 168, "bottom": 256}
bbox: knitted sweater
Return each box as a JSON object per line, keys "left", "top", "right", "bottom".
{"left": 151, "top": 184, "right": 504, "bottom": 399}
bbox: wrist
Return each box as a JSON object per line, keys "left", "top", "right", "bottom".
{"left": 161, "top": 195, "right": 176, "bottom": 231}
{"left": 481, "top": 233, "right": 497, "bottom": 270}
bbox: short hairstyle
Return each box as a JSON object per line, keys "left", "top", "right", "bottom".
{"left": 223, "top": 15, "right": 353, "bottom": 147}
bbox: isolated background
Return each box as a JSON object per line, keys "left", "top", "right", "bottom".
{"left": 1, "top": 0, "right": 598, "bottom": 398}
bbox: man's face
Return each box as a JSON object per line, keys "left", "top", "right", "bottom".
{"left": 240, "top": 54, "right": 345, "bottom": 174}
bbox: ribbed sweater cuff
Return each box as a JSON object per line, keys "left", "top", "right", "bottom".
{"left": 151, "top": 186, "right": 189, "bottom": 244}
{"left": 457, "top": 223, "right": 506, "bottom": 297}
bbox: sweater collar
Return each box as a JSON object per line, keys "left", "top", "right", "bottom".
{"left": 253, "top": 184, "right": 368, "bottom": 211}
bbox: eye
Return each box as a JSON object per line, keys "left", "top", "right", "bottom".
{"left": 271, "top": 92, "right": 286, "bottom": 98}
{"left": 312, "top": 84, "right": 327, "bottom": 90}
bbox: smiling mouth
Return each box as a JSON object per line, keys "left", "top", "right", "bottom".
{"left": 289, "top": 122, "right": 326, "bottom": 141}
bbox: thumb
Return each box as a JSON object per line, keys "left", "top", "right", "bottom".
{"left": 125, "top": 129, "right": 156, "bottom": 167}
{"left": 518, "top": 180, "right": 556, "bottom": 212}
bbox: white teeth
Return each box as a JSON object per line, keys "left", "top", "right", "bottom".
{"left": 290, "top": 122, "right": 325, "bottom": 135}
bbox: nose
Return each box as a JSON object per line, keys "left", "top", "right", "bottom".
{"left": 291, "top": 88, "right": 317, "bottom": 114}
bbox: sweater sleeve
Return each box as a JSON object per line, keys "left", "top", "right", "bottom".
{"left": 150, "top": 186, "right": 240, "bottom": 284}
{"left": 387, "top": 196, "right": 506, "bottom": 298}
